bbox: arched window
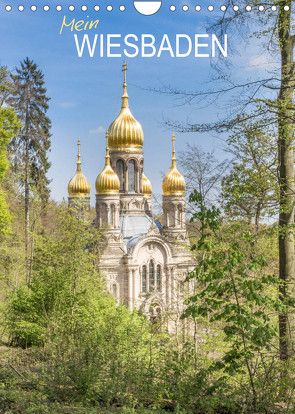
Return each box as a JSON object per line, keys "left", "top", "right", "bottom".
{"left": 150, "top": 305, "right": 162, "bottom": 324}
{"left": 169, "top": 211, "right": 174, "bottom": 227}
{"left": 149, "top": 260, "right": 154, "bottom": 291}
{"left": 128, "top": 160, "right": 136, "bottom": 192}
{"left": 101, "top": 203, "right": 108, "bottom": 224}
{"left": 156, "top": 265, "right": 161, "bottom": 291}
{"left": 177, "top": 205, "right": 182, "bottom": 226}
{"left": 110, "top": 204, "right": 115, "bottom": 226}
{"left": 142, "top": 265, "right": 147, "bottom": 292}
{"left": 112, "top": 284, "right": 117, "bottom": 297}
{"left": 116, "top": 160, "right": 124, "bottom": 192}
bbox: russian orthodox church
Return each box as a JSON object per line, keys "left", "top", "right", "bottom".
{"left": 67, "top": 62, "right": 193, "bottom": 317}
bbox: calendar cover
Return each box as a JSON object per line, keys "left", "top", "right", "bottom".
{"left": 0, "top": 1, "right": 294, "bottom": 413}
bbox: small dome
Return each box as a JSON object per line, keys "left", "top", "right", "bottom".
{"left": 162, "top": 168, "right": 186, "bottom": 196}
{"left": 162, "top": 134, "right": 186, "bottom": 196}
{"left": 142, "top": 173, "right": 152, "bottom": 196}
{"left": 108, "top": 61, "right": 144, "bottom": 153}
{"left": 68, "top": 172, "right": 91, "bottom": 197}
{"left": 68, "top": 138, "right": 90, "bottom": 197}
{"left": 108, "top": 108, "right": 144, "bottom": 152}
{"left": 96, "top": 131, "right": 120, "bottom": 195}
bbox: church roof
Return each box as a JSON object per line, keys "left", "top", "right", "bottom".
{"left": 162, "top": 133, "right": 185, "bottom": 196}
{"left": 120, "top": 214, "right": 162, "bottom": 249}
{"left": 108, "top": 60, "right": 144, "bottom": 153}
{"left": 68, "top": 138, "right": 91, "bottom": 197}
{"left": 126, "top": 234, "right": 146, "bottom": 251}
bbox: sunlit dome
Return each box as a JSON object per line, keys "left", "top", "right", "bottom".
{"left": 142, "top": 173, "right": 152, "bottom": 196}
{"left": 68, "top": 138, "right": 91, "bottom": 197}
{"left": 108, "top": 61, "right": 144, "bottom": 153}
{"left": 96, "top": 130, "right": 120, "bottom": 195}
{"left": 162, "top": 134, "right": 185, "bottom": 196}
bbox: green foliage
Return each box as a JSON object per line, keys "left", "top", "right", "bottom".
{"left": 0, "top": 68, "right": 21, "bottom": 235}
{"left": 0, "top": 66, "right": 15, "bottom": 106}
{"left": 1, "top": 194, "right": 295, "bottom": 412}
{"left": 183, "top": 191, "right": 286, "bottom": 410}
{"left": 3, "top": 203, "right": 161, "bottom": 408}
{"left": 221, "top": 120, "right": 278, "bottom": 229}
{"left": 4, "top": 203, "right": 106, "bottom": 346}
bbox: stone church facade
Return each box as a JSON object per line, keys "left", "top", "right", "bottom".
{"left": 67, "top": 62, "right": 194, "bottom": 316}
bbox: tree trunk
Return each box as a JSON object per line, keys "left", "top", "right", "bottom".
{"left": 254, "top": 204, "right": 261, "bottom": 235}
{"left": 277, "top": 0, "right": 295, "bottom": 361}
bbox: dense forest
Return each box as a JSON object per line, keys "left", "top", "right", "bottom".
{"left": 1, "top": 2, "right": 295, "bottom": 413}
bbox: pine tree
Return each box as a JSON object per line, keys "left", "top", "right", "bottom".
{"left": 9, "top": 58, "right": 51, "bottom": 269}
{"left": 0, "top": 66, "right": 20, "bottom": 235}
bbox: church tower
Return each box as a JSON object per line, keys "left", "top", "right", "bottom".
{"left": 162, "top": 134, "right": 187, "bottom": 241}
{"left": 95, "top": 130, "right": 123, "bottom": 239}
{"left": 107, "top": 60, "right": 152, "bottom": 215}
{"left": 68, "top": 138, "right": 91, "bottom": 210}
{"left": 65, "top": 63, "right": 194, "bottom": 314}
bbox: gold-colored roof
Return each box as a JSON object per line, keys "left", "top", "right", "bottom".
{"left": 142, "top": 172, "right": 152, "bottom": 196}
{"left": 162, "top": 133, "right": 186, "bottom": 196}
{"left": 68, "top": 138, "right": 91, "bottom": 197}
{"left": 96, "top": 130, "right": 120, "bottom": 195}
{"left": 108, "top": 61, "right": 144, "bottom": 153}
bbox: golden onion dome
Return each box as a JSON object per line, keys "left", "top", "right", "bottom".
{"left": 162, "top": 133, "right": 186, "bottom": 196}
{"left": 96, "top": 130, "right": 120, "bottom": 195}
{"left": 108, "top": 60, "right": 144, "bottom": 153}
{"left": 142, "top": 172, "right": 152, "bottom": 196}
{"left": 68, "top": 138, "right": 91, "bottom": 197}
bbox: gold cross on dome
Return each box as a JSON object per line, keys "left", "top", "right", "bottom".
{"left": 171, "top": 133, "right": 176, "bottom": 160}
{"left": 106, "top": 129, "right": 109, "bottom": 147}
{"left": 78, "top": 137, "right": 81, "bottom": 156}
{"left": 122, "top": 60, "right": 128, "bottom": 83}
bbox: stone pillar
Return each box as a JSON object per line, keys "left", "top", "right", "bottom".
{"left": 136, "top": 165, "right": 140, "bottom": 193}
{"left": 106, "top": 206, "right": 110, "bottom": 224}
{"left": 139, "top": 168, "right": 143, "bottom": 193}
{"left": 166, "top": 267, "right": 171, "bottom": 305}
{"left": 124, "top": 164, "right": 128, "bottom": 193}
{"left": 128, "top": 269, "right": 133, "bottom": 311}
{"left": 132, "top": 269, "right": 135, "bottom": 309}
{"left": 171, "top": 267, "right": 175, "bottom": 305}
{"left": 174, "top": 205, "right": 177, "bottom": 227}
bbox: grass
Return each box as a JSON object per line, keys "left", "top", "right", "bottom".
{"left": 0, "top": 344, "right": 174, "bottom": 414}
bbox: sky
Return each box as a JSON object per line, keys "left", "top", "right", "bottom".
{"left": 0, "top": 2, "right": 278, "bottom": 205}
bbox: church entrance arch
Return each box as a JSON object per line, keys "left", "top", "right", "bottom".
{"left": 149, "top": 303, "right": 162, "bottom": 324}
